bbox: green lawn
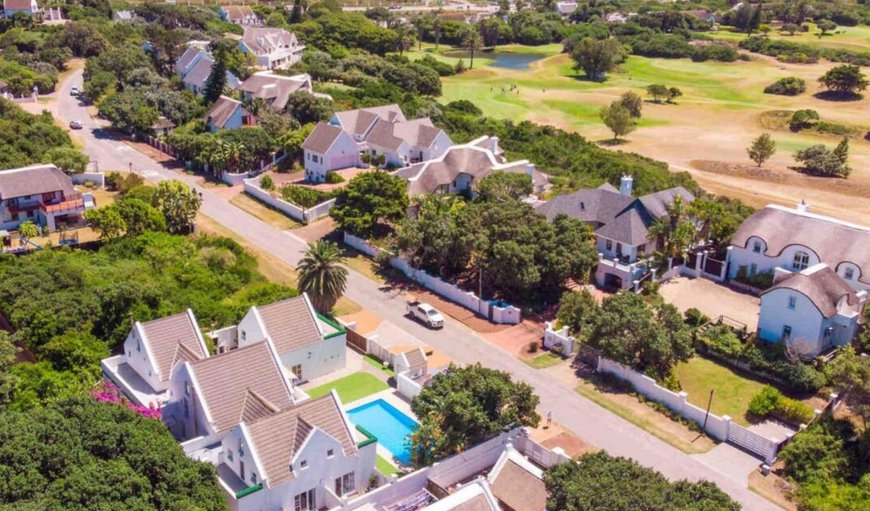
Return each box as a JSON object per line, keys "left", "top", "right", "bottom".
{"left": 376, "top": 454, "right": 401, "bottom": 476}
{"left": 305, "top": 372, "right": 389, "bottom": 404}
{"left": 363, "top": 354, "right": 395, "bottom": 377}
{"left": 525, "top": 352, "right": 564, "bottom": 369}
{"left": 703, "top": 24, "right": 870, "bottom": 52}
{"left": 674, "top": 356, "right": 767, "bottom": 426}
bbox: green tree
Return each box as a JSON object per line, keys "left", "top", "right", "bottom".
{"left": 599, "top": 102, "right": 636, "bottom": 141}
{"left": 330, "top": 170, "right": 408, "bottom": 237}
{"left": 794, "top": 144, "right": 851, "bottom": 178}
{"left": 0, "top": 332, "right": 19, "bottom": 409}
{"left": 789, "top": 109, "right": 820, "bottom": 131}
{"left": 588, "top": 292, "right": 693, "bottom": 379}
{"left": 43, "top": 147, "right": 89, "bottom": 174}
{"left": 833, "top": 137, "right": 850, "bottom": 165}
{"left": 556, "top": 289, "right": 598, "bottom": 336}
{"left": 646, "top": 83, "right": 669, "bottom": 103}
{"left": 297, "top": 240, "right": 348, "bottom": 313}
{"left": 410, "top": 364, "right": 540, "bottom": 466}
{"left": 151, "top": 180, "right": 202, "bottom": 234}
{"left": 202, "top": 44, "right": 228, "bottom": 105}
{"left": 827, "top": 347, "right": 870, "bottom": 430}
{"left": 779, "top": 418, "right": 849, "bottom": 483}
{"left": 84, "top": 207, "right": 126, "bottom": 241}
{"left": 817, "top": 20, "right": 837, "bottom": 36}
{"left": 618, "top": 90, "right": 643, "bottom": 119}
{"left": 748, "top": 133, "right": 776, "bottom": 166}
{"left": 41, "top": 330, "right": 109, "bottom": 379}
{"left": 460, "top": 25, "right": 483, "bottom": 70}
{"left": 476, "top": 172, "right": 533, "bottom": 201}
{"left": 667, "top": 87, "right": 683, "bottom": 103}
{"left": 281, "top": 123, "right": 315, "bottom": 161}
{"left": 115, "top": 198, "right": 167, "bottom": 236}
{"left": 818, "top": 65, "right": 868, "bottom": 98}
{"left": 570, "top": 37, "right": 622, "bottom": 81}
{"left": 17, "top": 220, "right": 38, "bottom": 239}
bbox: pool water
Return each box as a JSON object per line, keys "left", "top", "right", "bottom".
{"left": 346, "top": 399, "right": 418, "bottom": 464}
{"left": 490, "top": 53, "right": 545, "bottom": 70}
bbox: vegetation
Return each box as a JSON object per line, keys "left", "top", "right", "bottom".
{"left": 764, "top": 76, "right": 807, "bottom": 96}
{"left": 0, "top": 100, "right": 83, "bottom": 170}
{"left": 555, "top": 289, "right": 597, "bottom": 336}
{"left": 544, "top": 451, "right": 740, "bottom": 511}
{"left": 747, "top": 133, "right": 776, "bottom": 166}
{"left": 280, "top": 185, "right": 334, "bottom": 208}
{"left": 828, "top": 348, "right": 870, "bottom": 430}
{"left": 818, "top": 64, "right": 868, "bottom": 99}
{"left": 409, "top": 364, "right": 539, "bottom": 466}
{"left": 568, "top": 37, "right": 624, "bottom": 81}
{"left": 599, "top": 102, "right": 636, "bottom": 141}
{"left": 794, "top": 139, "right": 851, "bottom": 177}
{"left": 305, "top": 372, "right": 388, "bottom": 403}
{"left": 330, "top": 170, "right": 409, "bottom": 237}
{"left": 739, "top": 35, "right": 870, "bottom": 66}
{"left": 297, "top": 240, "right": 348, "bottom": 313}
{"left": 747, "top": 385, "right": 815, "bottom": 425}
{"left": 0, "top": 398, "right": 226, "bottom": 511}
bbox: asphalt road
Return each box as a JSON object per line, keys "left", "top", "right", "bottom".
{"left": 55, "top": 69, "right": 780, "bottom": 510}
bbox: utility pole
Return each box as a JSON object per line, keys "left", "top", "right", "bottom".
{"left": 702, "top": 389, "right": 714, "bottom": 432}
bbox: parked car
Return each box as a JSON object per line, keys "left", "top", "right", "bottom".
{"left": 406, "top": 300, "right": 444, "bottom": 329}
{"left": 70, "top": 87, "right": 79, "bottom": 96}
{"left": 69, "top": 120, "right": 83, "bottom": 129}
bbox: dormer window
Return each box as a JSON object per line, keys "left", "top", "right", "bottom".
{"left": 580, "top": 201, "right": 585, "bottom": 211}
{"left": 844, "top": 267, "right": 855, "bottom": 280}
{"left": 752, "top": 240, "right": 762, "bottom": 253}
{"left": 792, "top": 251, "right": 810, "bottom": 271}
{"left": 787, "top": 296, "right": 796, "bottom": 310}
{"left": 327, "top": 449, "right": 334, "bottom": 458}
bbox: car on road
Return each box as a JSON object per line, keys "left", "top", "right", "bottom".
{"left": 69, "top": 120, "right": 83, "bottom": 129}
{"left": 406, "top": 299, "right": 444, "bottom": 329}
{"left": 388, "top": 5, "right": 400, "bottom": 9}
{"left": 70, "top": 87, "right": 79, "bottom": 96}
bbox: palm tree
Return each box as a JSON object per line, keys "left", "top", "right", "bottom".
{"left": 461, "top": 26, "right": 483, "bottom": 70}
{"left": 298, "top": 240, "right": 349, "bottom": 313}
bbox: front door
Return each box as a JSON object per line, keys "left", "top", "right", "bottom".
{"left": 239, "top": 461, "right": 245, "bottom": 483}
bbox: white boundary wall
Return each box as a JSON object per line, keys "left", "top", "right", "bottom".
{"left": 72, "top": 172, "right": 105, "bottom": 187}
{"left": 396, "top": 371, "right": 423, "bottom": 400}
{"left": 543, "top": 322, "right": 575, "bottom": 355}
{"left": 343, "top": 232, "right": 521, "bottom": 324}
{"left": 597, "top": 357, "right": 786, "bottom": 463}
{"left": 243, "top": 177, "right": 335, "bottom": 223}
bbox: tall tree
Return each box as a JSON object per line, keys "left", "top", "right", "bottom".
{"left": 570, "top": 37, "right": 622, "bottom": 81}
{"left": 151, "top": 180, "right": 201, "bottom": 234}
{"left": 330, "top": 170, "right": 408, "bottom": 237}
{"left": 748, "top": 133, "right": 776, "bottom": 166}
{"left": 646, "top": 83, "right": 669, "bottom": 103}
{"left": 461, "top": 25, "right": 483, "bottom": 69}
{"left": 556, "top": 289, "right": 598, "bottom": 336}
{"left": 599, "top": 102, "right": 636, "bottom": 141}
{"left": 297, "top": 241, "right": 348, "bottom": 313}
{"left": 818, "top": 65, "right": 868, "bottom": 98}
{"left": 828, "top": 347, "right": 870, "bottom": 430}
{"left": 618, "top": 91, "right": 643, "bottom": 119}
{"left": 203, "top": 45, "right": 228, "bottom": 105}
{"left": 0, "top": 332, "right": 18, "bottom": 409}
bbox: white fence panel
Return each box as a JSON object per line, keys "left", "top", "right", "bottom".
{"left": 303, "top": 198, "right": 336, "bottom": 223}
{"left": 72, "top": 172, "right": 105, "bottom": 187}
{"left": 396, "top": 372, "right": 423, "bottom": 400}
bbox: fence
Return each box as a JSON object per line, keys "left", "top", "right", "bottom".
{"left": 396, "top": 371, "right": 423, "bottom": 400}
{"left": 597, "top": 357, "right": 789, "bottom": 463}
{"left": 543, "top": 322, "right": 574, "bottom": 356}
{"left": 344, "top": 232, "right": 521, "bottom": 324}
{"left": 72, "top": 172, "right": 105, "bottom": 187}
{"left": 242, "top": 176, "right": 335, "bottom": 223}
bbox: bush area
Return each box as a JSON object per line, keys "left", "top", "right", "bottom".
{"left": 740, "top": 35, "right": 870, "bottom": 66}
{"left": 747, "top": 385, "right": 815, "bottom": 425}
{"left": 0, "top": 398, "right": 226, "bottom": 510}
{"left": 0, "top": 99, "right": 79, "bottom": 169}
{"left": 280, "top": 184, "right": 334, "bottom": 208}
{"left": 734, "top": 266, "right": 774, "bottom": 289}
{"left": 764, "top": 77, "right": 807, "bottom": 96}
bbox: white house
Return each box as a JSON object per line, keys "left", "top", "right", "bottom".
{"left": 758, "top": 264, "right": 866, "bottom": 357}
{"left": 164, "top": 339, "right": 299, "bottom": 441}
{"left": 238, "top": 27, "right": 304, "bottom": 70}
{"left": 330, "top": 104, "right": 406, "bottom": 142}
{"left": 238, "top": 71, "right": 314, "bottom": 112}
{"left": 0, "top": 164, "right": 93, "bottom": 232}
{"left": 205, "top": 95, "right": 256, "bottom": 133}
{"left": 219, "top": 5, "right": 261, "bottom": 26}
{"left": 214, "top": 392, "right": 376, "bottom": 511}
{"left": 301, "top": 123, "right": 361, "bottom": 182}
{"left": 536, "top": 176, "right": 694, "bottom": 290}
{"left": 213, "top": 294, "right": 347, "bottom": 383}
{"left": 728, "top": 202, "right": 870, "bottom": 293}
{"left": 555, "top": 1, "right": 577, "bottom": 16}
{"left": 362, "top": 118, "right": 453, "bottom": 169}
{"left": 3, "top": 0, "right": 40, "bottom": 17}
{"left": 176, "top": 46, "right": 241, "bottom": 96}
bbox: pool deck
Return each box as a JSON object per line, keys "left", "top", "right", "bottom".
{"left": 344, "top": 389, "right": 418, "bottom": 467}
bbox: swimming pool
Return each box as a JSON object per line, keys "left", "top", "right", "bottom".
{"left": 346, "top": 399, "right": 418, "bottom": 464}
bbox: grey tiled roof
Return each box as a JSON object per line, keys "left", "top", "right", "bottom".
{"left": 139, "top": 308, "right": 207, "bottom": 381}
{"left": 333, "top": 104, "right": 405, "bottom": 138}
{"left": 302, "top": 122, "right": 344, "bottom": 154}
{"left": 255, "top": 295, "right": 323, "bottom": 355}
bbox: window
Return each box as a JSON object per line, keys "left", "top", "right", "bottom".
{"left": 792, "top": 251, "right": 810, "bottom": 271}
{"left": 782, "top": 325, "right": 792, "bottom": 341}
{"left": 227, "top": 449, "right": 234, "bottom": 462}
{"left": 750, "top": 263, "right": 757, "bottom": 275}
{"left": 300, "top": 459, "right": 307, "bottom": 469}
{"left": 238, "top": 439, "right": 244, "bottom": 458}
{"left": 292, "top": 364, "right": 302, "bottom": 379}
{"left": 326, "top": 449, "right": 334, "bottom": 458}
{"left": 752, "top": 240, "right": 762, "bottom": 253}
{"left": 605, "top": 239, "right": 613, "bottom": 251}
{"left": 335, "top": 472, "right": 355, "bottom": 496}
{"left": 294, "top": 489, "right": 315, "bottom": 511}
{"left": 844, "top": 267, "right": 855, "bottom": 280}
{"left": 137, "top": 339, "right": 141, "bottom": 352}
{"left": 183, "top": 399, "right": 189, "bottom": 418}
{"left": 184, "top": 382, "right": 191, "bottom": 396}
{"left": 250, "top": 472, "right": 257, "bottom": 485}
{"left": 787, "top": 296, "right": 796, "bottom": 310}
{"left": 241, "top": 330, "right": 246, "bottom": 341}
{"left": 579, "top": 201, "right": 585, "bottom": 211}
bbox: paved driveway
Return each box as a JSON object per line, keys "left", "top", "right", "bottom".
{"left": 53, "top": 69, "right": 781, "bottom": 511}
{"left": 660, "top": 277, "right": 761, "bottom": 332}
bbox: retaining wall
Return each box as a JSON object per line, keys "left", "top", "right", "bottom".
{"left": 72, "top": 172, "right": 105, "bottom": 187}
{"left": 543, "top": 323, "right": 575, "bottom": 355}
{"left": 243, "top": 177, "right": 334, "bottom": 223}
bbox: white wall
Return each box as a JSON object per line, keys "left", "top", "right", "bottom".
{"left": 243, "top": 178, "right": 335, "bottom": 223}
{"left": 423, "top": 132, "right": 453, "bottom": 161}
{"left": 165, "top": 363, "right": 215, "bottom": 441}
{"left": 279, "top": 335, "right": 346, "bottom": 383}
{"left": 72, "top": 172, "right": 105, "bottom": 187}
{"left": 237, "top": 309, "right": 268, "bottom": 349}
{"left": 729, "top": 241, "right": 820, "bottom": 281}
{"left": 305, "top": 133, "right": 359, "bottom": 182}
{"left": 122, "top": 324, "right": 164, "bottom": 393}
{"left": 396, "top": 371, "right": 423, "bottom": 400}
{"left": 758, "top": 289, "right": 825, "bottom": 353}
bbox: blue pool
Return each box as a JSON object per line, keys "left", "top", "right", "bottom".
{"left": 346, "top": 399, "right": 418, "bottom": 464}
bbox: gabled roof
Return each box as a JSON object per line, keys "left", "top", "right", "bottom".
{"left": 332, "top": 104, "right": 406, "bottom": 138}
{"left": 243, "top": 393, "right": 357, "bottom": 486}
{"left": 365, "top": 118, "right": 445, "bottom": 152}
{"left": 240, "top": 389, "right": 280, "bottom": 423}
{"left": 238, "top": 72, "right": 311, "bottom": 111}
{"left": 175, "top": 47, "right": 201, "bottom": 76}
{"left": 253, "top": 295, "right": 323, "bottom": 355}
{"left": 241, "top": 27, "right": 297, "bottom": 55}
{"left": 487, "top": 446, "right": 547, "bottom": 511}
{"left": 302, "top": 122, "right": 347, "bottom": 154}
{"left": 187, "top": 341, "right": 294, "bottom": 432}
{"left": 182, "top": 55, "right": 215, "bottom": 90}
{"left": 765, "top": 264, "right": 860, "bottom": 319}
{"left": 205, "top": 95, "right": 248, "bottom": 130}
{"left": 221, "top": 5, "right": 256, "bottom": 21}
{"left": 0, "top": 164, "right": 76, "bottom": 200}
{"left": 731, "top": 205, "right": 870, "bottom": 286}
{"left": 136, "top": 309, "right": 208, "bottom": 383}
{"left": 403, "top": 347, "right": 427, "bottom": 373}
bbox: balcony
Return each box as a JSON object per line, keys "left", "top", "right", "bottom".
{"left": 9, "top": 193, "right": 85, "bottom": 216}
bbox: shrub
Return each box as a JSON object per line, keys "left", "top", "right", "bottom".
{"left": 325, "top": 170, "right": 345, "bottom": 184}
{"left": 260, "top": 175, "right": 275, "bottom": 191}
{"left": 684, "top": 307, "right": 710, "bottom": 328}
{"left": 529, "top": 341, "right": 539, "bottom": 353}
{"left": 748, "top": 385, "right": 815, "bottom": 425}
{"left": 691, "top": 44, "right": 738, "bottom": 63}
{"left": 735, "top": 266, "right": 774, "bottom": 289}
{"left": 748, "top": 385, "right": 781, "bottom": 417}
{"left": 789, "top": 109, "right": 820, "bottom": 132}
{"left": 764, "top": 77, "right": 807, "bottom": 96}
{"left": 697, "top": 324, "right": 744, "bottom": 358}
{"left": 280, "top": 185, "right": 333, "bottom": 208}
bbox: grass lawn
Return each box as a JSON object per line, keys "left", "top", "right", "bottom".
{"left": 704, "top": 24, "right": 870, "bottom": 52}
{"left": 229, "top": 192, "right": 302, "bottom": 230}
{"left": 363, "top": 354, "right": 395, "bottom": 377}
{"left": 376, "top": 454, "right": 401, "bottom": 477}
{"left": 305, "top": 372, "right": 389, "bottom": 404}
{"left": 674, "top": 356, "right": 767, "bottom": 426}
{"left": 525, "top": 352, "right": 564, "bottom": 369}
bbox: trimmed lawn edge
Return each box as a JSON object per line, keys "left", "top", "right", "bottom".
{"left": 524, "top": 352, "right": 564, "bottom": 369}
{"left": 376, "top": 454, "right": 401, "bottom": 477}
{"left": 306, "top": 372, "right": 389, "bottom": 404}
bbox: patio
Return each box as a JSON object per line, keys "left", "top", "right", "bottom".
{"left": 268, "top": 166, "right": 369, "bottom": 192}
{"left": 659, "top": 276, "right": 760, "bottom": 332}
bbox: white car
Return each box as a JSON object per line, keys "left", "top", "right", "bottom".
{"left": 407, "top": 300, "right": 445, "bottom": 329}
{"left": 70, "top": 86, "right": 79, "bottom": 96}
{"left": 69, "top": 120, "right": 83, "bottom": 129}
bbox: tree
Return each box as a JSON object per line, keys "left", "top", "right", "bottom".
{"left": 476, "top": 172, "right": 533, "bottom": 201}
{"left": 646, "top": 83, "right": 669, "bottom": 103}
{"left": 284, "top": 91, "right": 334, "bottom": 124}
{"left": 0, "top": 332, "right": 19, "bottom": 409}
{"left": 202, "top": 44, "right": 228, "bottom": 105}
{"left": 556, "top": 289, "right": 598, "bottom": 336}
{"left": 570, "top": 37, "right": 622, "bottom": 81}
{"left": 330, "top": 170, "right": 408, "bottom": 237}
{"left": 618, "top": 91, "right": 643, "bottom": 119}
{"left": 290, "top": 0, "right": 304, "bottom": 23}
{"left": 588, "top": 292, "right": 693, "bottom": 379}
{"left": 409, "top": 364, "right": 540, "bottom": 466}
{"left": 828, "top": 348, "right": 870, "bottom": 430}
{"left": 764, "top": 77, "right": 806, "bottom": 96}
{"left": 151, "top": 180, "right": 201, "bottom": 234}
{"left": 17, "top": 220, "right": 38, "bottom": 239}
{"left": 818, "top": 65, "right": 868, "bottom": 98}
{"left": 84, "top": 207, "right": 126, "bottom": 241}
{"left": 599, "top": 102, "right": 636, "bottom": 141}
{"left": 667, "top": 87, "right": 682, "bottom": 103}
{"left": 794, "top": 144, "right": 851, "bottom": 178}
{"left": 460, "top": 25, "right": 483, "bottom": 70}
{"left": 115, "top": 198, "right": 167, "bottom": 236}
{"left": 545, "top": 451, "right": 740, "bottom": 511}
{"left": 833, "top": 137, "right": 850, "bottom": 165}
{"left": 395, "top": 25, "right": 416, "bottom": 57}
{"left": 782, "top": 23, "right": 800, "bottom": 36}
{"left": 748, "top": 133, "right": 776, "bottom": 166}
{"left": 817, "top": 20, "right": 837, "bottom": 36}
{"left": 43, "top": 147, "right": 89, "bottom": 174}
{"left": 297, "top": 241, "right": 348, "bottom": 313}
{"left": 281, "top": 123, "right": 315, "bottom": 161}
{"left": 789, "top": 109, "right": 820, "bottom": 131}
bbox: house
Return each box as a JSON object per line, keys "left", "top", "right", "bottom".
{"left": 3, "top": 0, "right": 40, "bottom": 17}
{"left": 683, "top": 9, "right": 720, "bottom": 24}
{"left": 112, "top": 9, "right": 135, "bottom": 22}
{"left": 212, "top": 294, "right": 347, "bottom": 383}
{"left": 536, "top": 176, "right": 695, "bottom": 290}
{"left": 164, "top": 339, "right": 299, "bottom": 441}
{"left": 330, "top": 104, "right": 406, "bottom": 143}
{"left": 362, "top": 118, "right": 453, "bottom": 168}
{"left": 151, "top": 117, "right": 176, "bottom": 137}
{"left": 395, "top": 347, "right": 427, "bottom": 380}
{"left": 555, "top": 1, "right": 577, "bottom": 16}
{"left": 102, "top": 309, "right": 209, "bottom": 407}
{"left": 238, "top": 71, "right": 313, "bottom": 112}
{"left": 301, "top": 122, "right": 361, "bottom": 182}
{"left": 757, "top": 264, "right": 866, "bottom": 357}
{"left": 486, "top": 444, "right": 548, "bottom": 511}
{"left": 0, "top": 164, "right": 93, "bottom": 232}
{"left": 205, "top": 95, "right": 256, "bottom": 133}
{"left": 214, "top": 392, "right": 376, "bottom": 511}
{"left": 727, "top": 202, "right": 870, "bottom": 293}
{"left": 394, "top": 135, "right": 549, "bottom": 198}
{"left": 219, "top": 5, "right": 261, "bottom": 26}
{"left": 239, "top": 27, "right": 304, "bottom": 70}
{"left": 176, "top": 46, "right": 241, "bottom": 96}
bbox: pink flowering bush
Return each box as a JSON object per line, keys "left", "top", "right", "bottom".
{"left": 91, "top": 380, "right": 162, "bottom": 420}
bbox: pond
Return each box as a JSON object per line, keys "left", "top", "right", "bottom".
{"left": 490, "top": 53, "right": 546, "bottom": 70}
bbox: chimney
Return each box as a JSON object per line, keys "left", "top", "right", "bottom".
{"left": 796, "top": 199, "right": 809, "bottom": 213}
{"left": 489, "top": 136, "right": 500, "bottom": 154}
{"left": 526, "top": 163, "right": 535, "bottom": 176}
{"left": 619, "top": 174, "right": 633, "bottom": 197}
